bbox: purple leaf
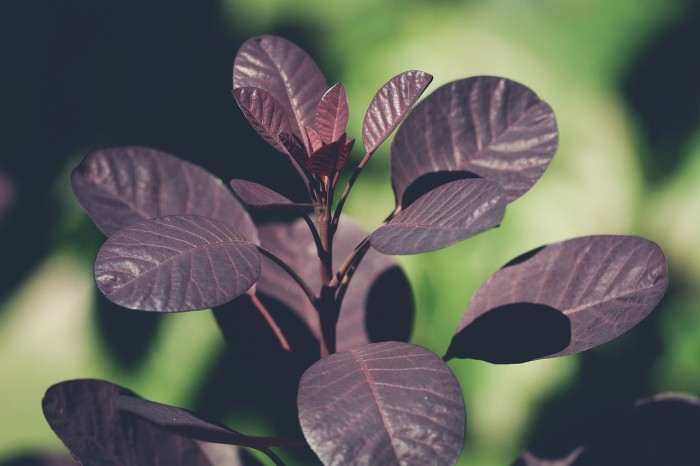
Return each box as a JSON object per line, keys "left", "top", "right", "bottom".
{"left": 369, "top": 178, "right": 506, "bottom": 255}
{"left": 316, "top": 83, "right": 349, "bottom": 144}
{"left": 256, "top": 218, "right": 413, "bottom": 350}
{"left": 298, "top": 342, "right": 465, "bottom": 466}
{"left": 71, "top": 146, "right": 258, "bottom": 242}
{"left": 391, "top": 76, "right": 558, "bottom": 207}
{"left": 363, "top": 70, "right": 433, "bottom": 153}
{"left": 114, "top": 395, "right": 295, "bottom": 450}
{"left": 452, "top": 236, "right": 668, "bottom": 360}
{"left": 42, "top": 379, "right": 252, "bottom": 466}
{"left": 234, "top": 35, "right": 328, "bottom": 142}
{"left": 95, "top": 214, "right": 261, "bottom": 312}
{"left": 230, "top": 179, "right": 312, "bottom": 209}
{"left": 232, "top": 87, "right": 293, "bottom": 154}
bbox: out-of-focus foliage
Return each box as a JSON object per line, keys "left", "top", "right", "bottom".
{"left": 1, "top": 1, "right": 698, "bottom": 465}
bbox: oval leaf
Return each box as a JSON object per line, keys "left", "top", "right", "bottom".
{"left": 234, "top": 35, "right": 328, "bottom": 142}
{"left": 391, "top": 76, "right": 558, "bottom": 207}
{"left": 232, "top": 87, "right": 293, "bottom": 154}
{"left": 42, "top": 379, "right": 250, "bottom": 466}
{"left": 298, "top": 342, "right": 465, "bottom": 466}
{"left": 230, "top": 178, "right": 312, "bottom": 209}
{"left": 453, "top": 235, "right": 668, "bottom": 359}
{"left": 95, "top": 214, "right": 261, "bottom": 312}
{"left": 363, "top": 70, "right": 433, "bottom": 153}
{"left": 316, "top": 83, "right": 349, "bottom": 144}
{"left": 71, "top": 146, "right": 258, "bottom": 242}
{"left": 255, "top": 218, "right": 413, "bottom": 350}
{"left": 369, "top": 178, "right": 506, "bottom": 255}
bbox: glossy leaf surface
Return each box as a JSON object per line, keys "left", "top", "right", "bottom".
{"left": 95, "top": 215, "right": 261, "bottom": 312}
{"left": 305, "top": 136, "right": 354, "bottom": 176}
{"left": 232, "top": 87, "right": 292, "bottom": 154}
{"left": 230, "top": 179, "right": 311, "bottom": 209}
{"left": 316, "top": 83, "right": 349, "bottom": 144}
{"left": 71, "top": 146, "right": 258, "bottom": 242}
{"left": 363, "top": 70, "right": 433, "bottom": 153}
{"left": 370, "top": 178, "right": 506, "bottom": 254}
{"left": 453, "top": 235, "right": 668, "bottom": 360}
{"left": 391, "top": 76, "right": 558, "bottom": 206}
{"left": 256, "top": 218, "right": 413, "bottom": 350}
{"left": 234, "top": 35, "right": 328, "bottom": 141}
{"left": 42, "top": 379, "right": 250, "bottom": 466}
{"left": 298, "top": 342, "right": 465, "bottom": 466}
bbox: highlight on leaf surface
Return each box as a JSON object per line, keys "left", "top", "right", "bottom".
{"left": 232, "top": 87, "right": 293, "bottom": 154}
{"left": 391, "top": 76, "right": 558, "bottom": 207}
{"left": 95, "top": 214, "right": 261, "bottom": 312}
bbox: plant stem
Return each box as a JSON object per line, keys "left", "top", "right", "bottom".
{"left": 332, "top": 150, "right": 373, "bottom": 230}
{"left": 334, "top": 239, "right": 371, "bottom": 310}
{"left": 256, "top": 246, "right": 316, "bottom": 305}
{"left": 247, "top": 291, "right": 292, "bottom": 353}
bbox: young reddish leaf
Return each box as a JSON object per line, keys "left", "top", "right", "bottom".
{"left": 391, "top": 76, "right": 558, "bottom": 207}
{"left": 316, "top": 83, "right": 349, "bottom": 144}
{"left": 305, "top": 126, "right": 324, "bottom": 153}
{"left": 255, "top": 218, "right": 413, "bottom": 350}
{"left": 234, "top": 35, "right": 328, "bottom": 142}
{"left": 95, "top": 214, "right": 261, "bottom": 312}
{"left": 232, "top": 87, "right": 292, "bottom": 154}
{"left": 71, "top": 146, "right": 258, "bottom": 242}
{"left": 298, "top": 342, "right": 465, "bottom": 466}
{"left": 363, "top": 70, "right": 433, "bottom": 153}
{"left": 115, "top": 395, "right": 297, "bottom": 450}
{"left": 369, "top": 178, "right": 506, "bottom": 255}
{"left": 42, "top": 379, "right": 252, "bottom": 466}
{"left": 279, "top": 132, "right": 309, "bottom": 167}
{"left": 230, "top": 179, "right": 313, "bottom": 209}
{"left": 305, "top": 135, "right": 347, "bottom": 176}
{"left": 451, "top": 235, "right": 668, "bottom": 360}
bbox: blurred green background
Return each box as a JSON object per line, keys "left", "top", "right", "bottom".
{"left": 1, "top": 0, "right": 699, "bottom": 464}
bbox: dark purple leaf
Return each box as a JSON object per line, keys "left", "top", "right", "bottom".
{"left": 279, "top": 132, "right": 309, "bottom": 167}
{"left": 95, "top": 214, "right": 261, "bottom": 312}
{"left": 391, "top": 76, "right": 558, "bottom": 207}
{"left": 114, "top": 395, "right": 296, "bottom": 450}
{"left": 369, "top": 178, "right": 506, "bottom": 255}
{"left": 232, "top": 87, "right": 293, "bottom": 154}
{"left": 42, "top": 379, "right": 251, "bottom": 466}
{"left": 445, "top": 303, "right": 571, "bottom": 364}
{"left": 230, "top": 179, "right": 312, "bottom": 209}
{"left": 298, "top": 341, "right": 465, "bottom": 466}
{"left": 71, "top": 146, "right": 258, "bottom": 242}
{"left": 234, "top": 35, "right": 328, "bottom": 142}
{"left": 453, "top": 235, "right": 668, "bottom": 360}
{"left": 316, "top": 83, "right": 349, "bottom": 144}
{"left": 363, "top": 70, "right": 433, "bottom": 153}
{"left": 255, "top": 218, "right": 413, "bottom": 350}
{"left": 514, "top": 393, "right": 700, "bottom": 466}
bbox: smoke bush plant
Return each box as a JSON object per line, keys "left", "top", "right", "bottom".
{"left": 42, "top": 35, "right": 672, "bottom": 465}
